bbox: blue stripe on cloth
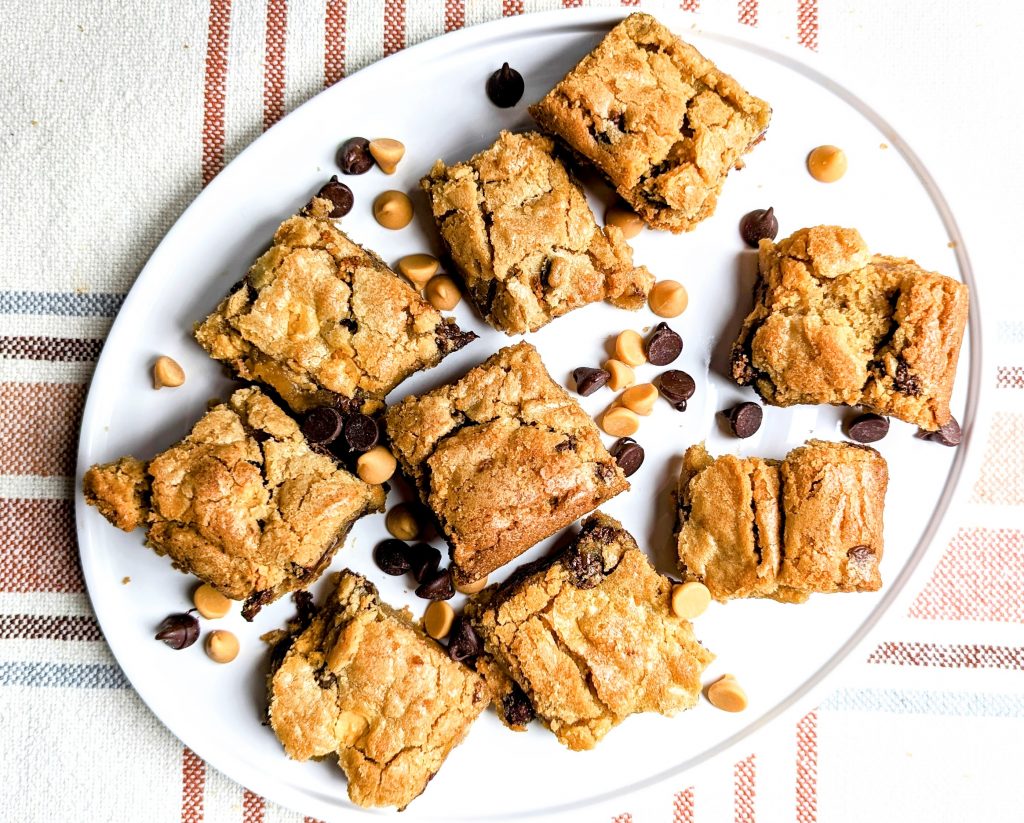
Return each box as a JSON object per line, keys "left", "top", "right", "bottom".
{"left": 821, "top": 687, "right": 1024, "bottom": 717}
{"left": 999, "top": 321, "right": 1024, "bottom": 345}
{"left": 0, "top": 661, "right": 129, "bottom": 689}
{"left": 0, "top": 291, "right": 125, "bottom": 317}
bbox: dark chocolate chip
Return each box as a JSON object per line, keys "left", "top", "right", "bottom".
{"left": 572, "top": 367, "right": 610, "bottom": 397}
{"left": 242, "top": 588, "right": 274, "bottom": 621}
{"left": 555, "top": 435, "right": 578, "bottom": 453}
{"left": 373, "top": 539, "right": 411, "bottom": 576}
{"left": 155, "top": 613, "right": 199, "bottom": 650}
{"left": 610, "top": 437, "right": 644, "bottom": 477}
{"left": 343, "top": 414, "right": 379, "bottom": 452}
{"left": 739, "top": 207, "right": 779, "bottom": 248}
{"left": 415, "top": 567, "right": 455, "bottom": 601}
{"left": 564, "top": 545, "right": 604, "bottom": 590}
{"left": 406, "top": 542, "right": 442, "bottom": 583}
{"left": 658, "top": 369, "right": 695, "bottom": 411}
{"left": 894, "top": 359, "right": 922, "bottom": 396}
{"left": 435, "top": 321, "right": 478, "bottom": 354}
{"left": 314, "top": 175, "right": 354, "bottom": 218}
{"left": 313, "top": 667, "right": 338, "bottom": 690}
{"left": 846, "top": 413, "right": 890, "bottom": 443}
{"left": 291, "top": 590, "right": 317, "bottom": 631}
{"left": 927, "top": 417, "right": 962, "bottom": 447}
{"left": 501, "top": 684, "right": 536, "bottom": 726}
{"left": 301, "top": 406, "right": 344, "bottom": 445}
{"left": 725, "top": 401, "right": 763, "bottom": 438}
{"left": 646, "top": 322, "right": 683, "bottom": 366}
{"left": 847, "top": 545, "right": 875, "bottom": 563}
{"left": 447, "top": 616, "right": 483, "bottom": 662}
{"left": 337, "top": 137, "right": 374, "bottom": 174}
{"left": 485, "top": 62, "right": 525, "bottom": 108}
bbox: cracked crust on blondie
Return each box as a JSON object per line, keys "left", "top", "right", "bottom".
{"left": 421, "top": 131, "right": 653, "bottom": 335}
{"left": 529, "top": 13, "right": 771, "bottom": 233}
{"left": 267, "top": 571, "right": 487, "bottom": 809}
{"left": 730, "top": 226, "right": 969, "bottom": 430}
{"left": 82, "top": 388, "right": 385, "bottom": 618}
{"left": 384, "top": 343, "right": 628, "bottom": 584}
{"left": 676, "top": 441, "right": 887, "bottom": 602}
{"left": 466, "top": 513, "right": 713, "bottom": 750}
{"left": 195, "top": 198, "right": 476, "bottom": 415}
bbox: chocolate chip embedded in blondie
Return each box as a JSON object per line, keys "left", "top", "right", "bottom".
{"left": 730, "top": 225, "right": 969, "bottom": 430}
{"left": 195, "top": 198, "right": 476, "bottom": 415}
{"left": 676, "top": 440, "right": 887, "bottom": 603}
{"left": 384, "top": 342, "right": 629, "bottom": 584}
{"left": 421, "top": 131, "right": 653, "bottom": 335}
{"left": 82, "top": 388, "right": 385, "bottom": 618}
{"left": 465, "top": 513, "right": 713, "bottom": 750}
{"left": 529, "top": 13, "right": 771, "bottom": 233}
{"left": 267, "top": 571, "right": 487, "bottom": 810}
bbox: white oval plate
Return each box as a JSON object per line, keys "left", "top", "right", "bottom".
{"left": 76, "top": 9, "right": 980, "bottom": 822}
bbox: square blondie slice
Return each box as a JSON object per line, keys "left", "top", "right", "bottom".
{"left": 83, "top": 388, "right": 385, "bottom": 618}
{"left": 730, "top": 225, "right": 969, "bottom": 430}
{"left": 530, "top": 13, "right": 770, "bottom": 233}
{"left": 267, "top": 571, "right": 487, "bottom": 810}
{"left": 195, "top": 197, "right": 476, "bottom": 414}
{"left": 421, "top": 131, "right": 653, "bottom": 335}
{"left": 384, "top": 342, "right": 628, "bottom": 584}
{"left": 466, "top": 513, "right": 713, "bottom": 751}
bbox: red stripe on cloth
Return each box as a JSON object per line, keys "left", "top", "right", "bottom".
{"left": 444, "top": 0, "right": 465, "bottom": 31}
{"left": 908, "top": 528, "right": 1024, "bottom": 622}
{"left": 202, "top": 0, "right": 232, "bottom": 186}
{"left": 0, "top": 499, "right": 82, "bottom": 592}
{"left": 734, "top": 754, "right": 756, "bottom": 822}
{"left": 797, "top": 0, "right": 818, "bottom": 50}
{"left": 997, "top": 366, "right": 1024, "bottom": 388}
{"left": 673, "top": 787, "right": 695, "bottom": 823}
{"left": 383, "top": 0, "right": 406, "bottom": 56}
{"left": 324, "top": 0, "right": 347, "bottom": 86}
{"left": 973, "top": 412, "right": 1024, "bottom": 505}
{"left": 738, "top": 0, "right": 758, "bottom": 26}
{"left": 242, "top": 790, "right": 265, "bottom": 823}
{"left": 868, "top": 641, "right": 1024, "bottom": 669}
{"left": 562, "top": 0, "right": 585, "bottom": 7}
{"left": 264, "top": 0, "right": 288, "bottom": 130}
{"left": 621, "top": 0, "right": 641, "bottom": 7}
{"left": 302, "top": 819, "right": 326, "bottom": 823}
{"left": 680, "top": 0, "right": 700, "bottom": 11}
{"left": 0, "top": 382, "right": 85, "bottom": 475}
{"left": 502, "top": 0, "right": 524, "bottom": 13}
{"left": 611, "top": 815, "right": 633, "bottom": 823}
{"left": 181, "top": 747, "right": 205, "bottom": 823}
{"left": 0, "top": 614, "right": 102, "bottom": 641}
{"left": 796, "top": 711, "right": 817, "bottom": 823}
{"left": 0, "top": 336, "right": 102, "bottom": 362}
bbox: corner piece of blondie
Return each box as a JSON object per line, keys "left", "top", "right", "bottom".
{"left": 466, "top": 513, "right": 713, "bottom": 751}
{"left": 730, "top": 225, "right": 969, "bottom": 430}
{"left": 676, "top": 440, "right": 887, "bottom": 603}
{"left": 421, "top": 130, "right": 653, "bottom": 335}
{"left": 267, "top": 571, "right": 487, "bottom": 809}
{"left": 82, "top": 387, "right": 385, "bottom": 618}
{"left": 384, "top": 342, "right": 629, "bottom": 584}
{"left": 195, "top": 197, "right": 476, "bottom": 415}
{"left": 530, "top": 13, "right": 771, "bottom": 233}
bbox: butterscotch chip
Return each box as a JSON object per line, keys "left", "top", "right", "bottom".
{"left": 614, "top": 330, "right": 647, "bottom": 366}
{"left": 373, "top": 190, "right": 414, "bottom": 229}
{"left": 334, "top": 710, "right": 370, "bottom": 745}
{"left": 455, "top": 575, "right": 488, "bottom": 595}
{"left": 605, "top": 203, "right": 644, "bottom": 239}
{"left": 604, "top": 359, "right": 636, "bottom": 391}
{"left": 193, "top": 583, "right": 232, "bottom": 619}
{"left": 671, "top": 581, "right": 711, "bottom": 619}
{"left": 397, "top": 254, "right": 439, "bottom": 289}
{"left": 425, "top": 274, "right": 461, "bottom": 311}
{"left": 152, "top": 355, "right": 185, "bottom": 389}
{"left": 423, "top": 600, "right": 455, "bottom": 639}
{"left": 807, "top": 145, "right": 847, "bottom": 182}
{"left": 706, "top": 674, "right": 748, "bottom": 712}
{"left": 369, "top": 138, "right": 405, "bottom": 175}
{"left": 357, "top": 446, "right": 397, "bottom": 485}
{"left": 602, "top": 406, "right": 640, "bottom": 437}
{"left": 621, "top": 383, "right": 657, "bottom": 416}
{"left": 205, "top": 630, "right": 239, "bottom": 664}
{"left": 385, "top": 503, "right": 421, "bottom": 541}
{"left": 649, "top": 280, "right": 688, "bottom": 318}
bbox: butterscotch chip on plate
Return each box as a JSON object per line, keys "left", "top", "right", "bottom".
{"left": 194, "top": 197, "right": 476, "bottom": 415}
{"left": 730, "top": 225, "right": 969, "bottom": 430}
{"left": 267, "top": 571, "right": 487, "bottom": 810}
{"left": 465, "top": 513, "right": 713, "bottom": 750}
{"left": 82, "top": 388, "right": 385, "bottom": 619}
{"left": 421, "top": 131, "right": 653, "bottom": 335}
{"left": 384, "top": 342, "right": 628, "bottom": 584}
{"left": 530, "top": 13, "right": 771, "bottom": 233}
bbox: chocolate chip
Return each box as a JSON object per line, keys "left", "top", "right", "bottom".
{"left": 301, "top": 406, "right": 344, "bottom": 445}
{"left": 658, "top": 369, "right": 695, "bottom": 411}
{"left": 894, "top": 359, "right": 922, "bottom": 396}
{"left": 610, "top": 437, "right": 644, "bottom": 477}
{"left": 564, "top": 545, "right": 604, "bottom": 590}
{"left": 155, "top": 612, "right": 199, "bottom": 650}
{"left": 847, "top": 545, "right": 874, "bottom": 563}
{"left": 725, "top": 401, "right": 763, "bottom": 438}
{"left": 337, "top": 137, "right": 374, "bottom": 174}
{"left": 846, "top": 413, "right": 889, "bottom": 443}
{"left": 927, "top": 417, "right": 962, "bottom": 447}
{"left": 447, "top": 616, "right": 483, "bottom": 662}
{"left": 485, "top": 62, "right": 524, "bottom": 108}
{"left": 373, "top": 539, "right": 410, "bottom": 576}
{"left": 314, "top": 175, "right": 354, "bottom": 218}
{"left": 555, "top": 435, "right": 577, "bottom": 453}
{"left": 501, "top": 684, "right": 535, "bottom": 726}
{"left": 415, "top": 567, "right": 455, "bottom": 600}
{"left": 343, "top": 414, "right": 379, "bottom": 452}
{"left": 406, "top": 542, "right": 442, "bottom": 583}
{"left": 572, "top": 366, "right": 610, "bottom": 396}
{"left": 739, "top": 207, "right": 779, "bottom": 247}
{"left": 646, "top": 322, "right": 683, "bottom": 366}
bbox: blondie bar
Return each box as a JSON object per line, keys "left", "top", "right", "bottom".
{"left": 195, "top": 197, "right": 475, "bottom": 415}
{"left": 466, "top": 513, "right": 713, "bottom": 750}
{"left": 730, "top": 226, "right": 969, "bottom": 430}
{"left": 82, "top": 388, "right": 385, "bottom": 618}
{"left": 676, "top": 440, "right": 887, "bottom": 603}
{"left": 530, "top": 13, "right": 770, "bottom": 233}
{"left": 421, "top": 131, "right": 653, "bottom": 334}
{"left": 384, "top": 342, "right": 628, "bottom": 584}
{"left": 267, "top": 571, "right": 487, "bottom": 809}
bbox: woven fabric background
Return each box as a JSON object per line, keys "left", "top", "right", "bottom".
{"left": 1, "top": 1, "right": 1020, "bottom": 820}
